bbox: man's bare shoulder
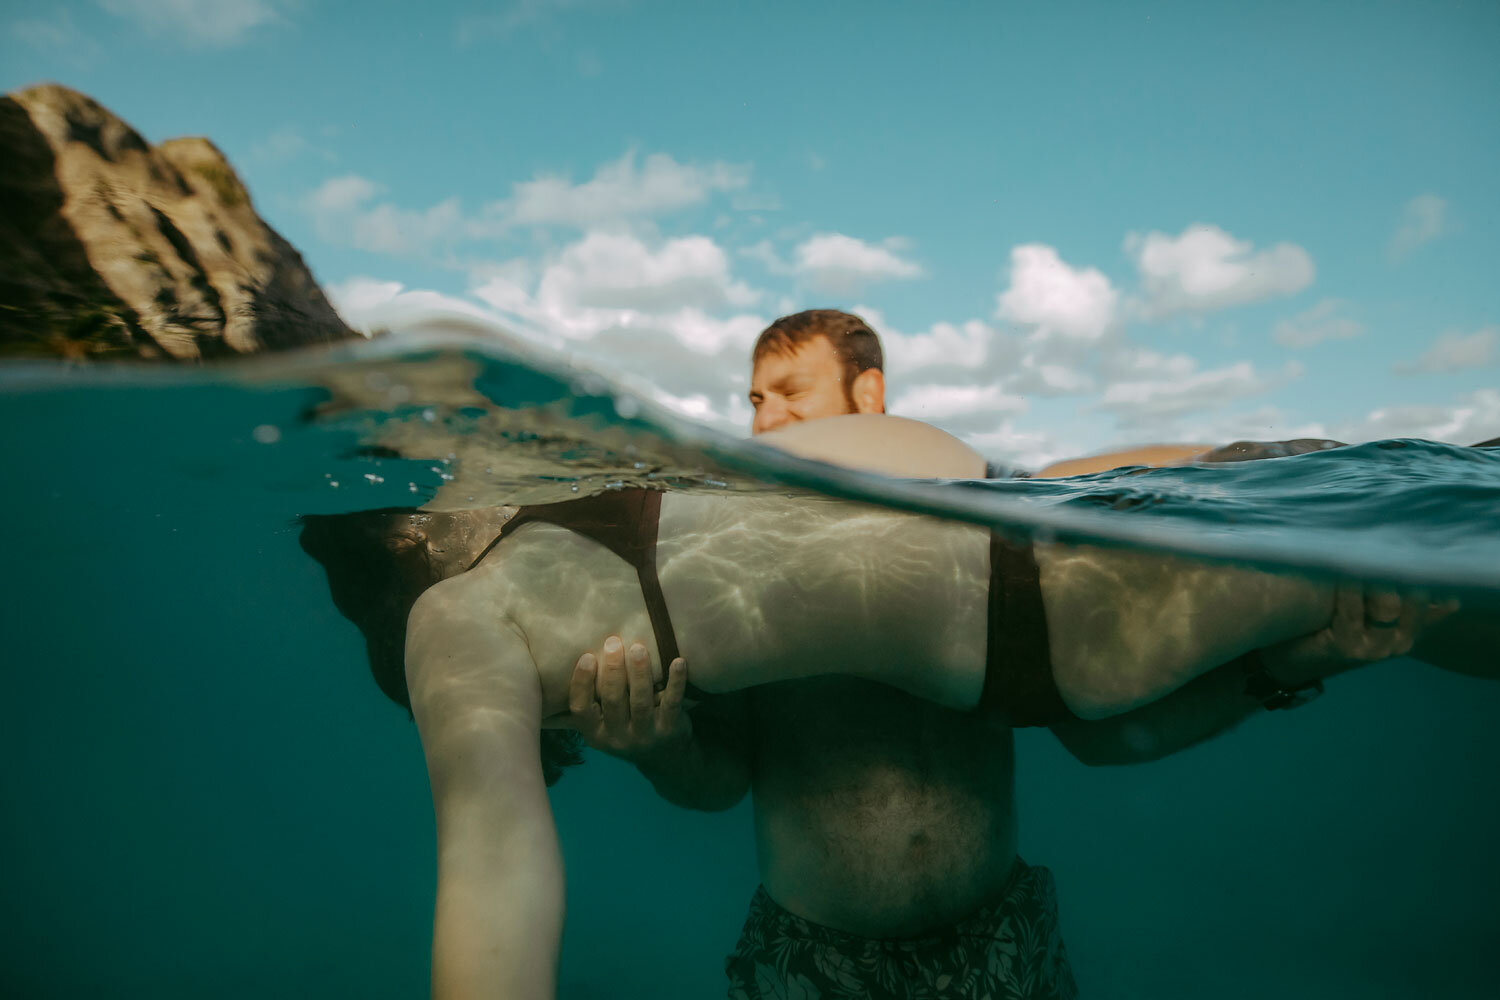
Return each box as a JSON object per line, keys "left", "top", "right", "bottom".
{"left": 759, "top": 413, "right": 988, "bottom": 478}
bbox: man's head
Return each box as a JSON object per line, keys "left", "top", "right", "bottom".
{"left": 749, "top": 309, "right": 886, "bottom": 434}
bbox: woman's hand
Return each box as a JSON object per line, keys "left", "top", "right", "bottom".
{"left": 559, "top": 636, "right": 692, "bottom": 765}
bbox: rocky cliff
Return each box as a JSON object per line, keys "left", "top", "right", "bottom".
{"left": 0, "top": 84, "right": 357, "bottom": 360}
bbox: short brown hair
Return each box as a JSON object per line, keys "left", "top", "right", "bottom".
{"left": 753, "top": 310, "right": 884, "bottom": 395}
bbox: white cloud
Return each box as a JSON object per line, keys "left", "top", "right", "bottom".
{"left": 12, "top": 10, "right": 102, "bottom": 60}
{"left": 1126, "top": 224, "right": 1314, "bottom": 319}
{"left": 249, "top": 127, "right": 313, "bottom": 165}
{"left": 1012, "top": 359, "right": 1095, "bottom": 396}
{"left": 722, "top": 391, "right": 754, "bottom": 429}
{"left": 995, "top": 244, "right": 1118, "bottom": 344}
{"left": 1096, "top": 359, "right": 1289, "bottom": 428}
{"left": 353, "top": 201, "right": 467, "bottom": 256}
{"left": 649, "top": 388, "right": 717, "bottom": 421}
{"left": 1336, "top": 389, "right": 1500, "bottom": 444}
{"left": 731, "top": 191, "right": 783, "bottom": 212}
{"left": 466, "top": 259, "right": 536, "bottom": 313}
{"left": 1394, "top": 327, "right": 1498, "bottom": 375}
{"left": 1272, "top": 299, "right": 1364, "bottom": 348}
{"left": 455, "top": 0, "right": 604, "bottom": 43}
{"left": 327, "top": 277, "right": 405, "bottom": 320}
{"left": 792, "top": 233, "right": 923, "bottom": 293}
{"left": 550, "top": 312, "right": 767, "bottom": 431}
{"left": 99, "top": 0, "right": 281, "bottom": 47}
{"left": 303, "top": 151, "right": 753, "bottom": 257}
{"left": 882, "top": 319, "right": 996, "bottom": 373}
{"left": 964, "top": 423, "right": 1074, "bottom": 474}
{"left": 299, "top": 166, "right": 1493, "bottom": 462}
{"left": 657, "top": 310, "right": 766, "bottom": 355}
{"left": 1389, "top": 194, "right": 1450, "bottom": 261}
{"left": 326, "top": 277, "right": 503, "bottom": 334}
{"left": 738, "top": 240, "right": 791, "bottom": 275}
{"left": 325, "top": 271, "right": 764, "bottom": 434}
{"left": 462, "top": 230, "right": 771, "bottom": 420}
{"left": 528, "top": 232, "right": 759, "bottom": 313}
{"left": 502, "top": 151, "right": 750, "bottom": 229}
{"left": 307, "top": 175, "right": 379, "bottom": 215}
{"left": 1101, "top": 347, "right": 1199, "bottom": 382}
{"left": 304, "top": 175, "right": 463, "bottom": 256}
{"left": 890, "top": 383, "right": 1027, "bottom": 426}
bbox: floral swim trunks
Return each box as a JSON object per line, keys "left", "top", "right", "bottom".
{"left": 725, "top": 860, "right": 1078, "bottom": 1000}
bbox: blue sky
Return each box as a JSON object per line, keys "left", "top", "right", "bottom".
{"left": 6, "top": 0, "right": 1498, "bottom": 466}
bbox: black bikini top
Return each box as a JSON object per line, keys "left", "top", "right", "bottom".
{"left": 470, "top": 488, "right": 698, "bottom": 697}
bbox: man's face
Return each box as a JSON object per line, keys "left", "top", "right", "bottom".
{"left": 748, "top": 336, "right": 855, "bottom": 435}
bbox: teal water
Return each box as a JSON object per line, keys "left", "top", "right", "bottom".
{"left": 2, "top": 334, "right": 1497, "bottom": 998}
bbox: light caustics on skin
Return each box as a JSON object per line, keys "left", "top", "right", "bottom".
{"left": 444, "top": 487, "right": 1343, "bottom": 723}
{"left": 655, "top": 493, "right": 990, "bottom": 709}
{"left": 454, "top": 490, "right": 995, "bottom": 714}
{"left": 1040, "top": 544, "right": 1334, "bottom": 717}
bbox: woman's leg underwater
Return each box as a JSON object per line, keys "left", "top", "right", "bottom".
{"left": 1039, "top": 545, "right": 1336, "bottom": 719}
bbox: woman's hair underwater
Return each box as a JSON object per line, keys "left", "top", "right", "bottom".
{"left": 298, "top": 508, "right": 584, "bottom": 785}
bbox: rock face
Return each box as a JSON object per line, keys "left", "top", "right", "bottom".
{"left": 0, "top": 83, "right": 357, "bottom": 360}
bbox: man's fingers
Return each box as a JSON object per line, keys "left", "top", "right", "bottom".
{"left": 1331, "top": 584, "right": 1363, "bottom": 641}
{"left": 1366, "top": 590, "right": 1402, "bottom": 627}
{"left": 568, "top": 652, "right": 600, "bottom": 720}
{"left": 658, "top": 657, "right": 688, "bottom": 731}
{"left": 626, "top": 642, "right": 655, "bottom": 723}
{"left": 598, "top": 635, "right": 629, "bottom": 729}
{"left": 1389, "top": 594, "right": 1423, "bottom": 657}
{"left": 1425, "top": 598, "right": 1461, "bottom": 625}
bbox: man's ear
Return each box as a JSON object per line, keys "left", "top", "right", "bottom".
{"left": 851, "top": 368, "right": 885, "bottom": 414}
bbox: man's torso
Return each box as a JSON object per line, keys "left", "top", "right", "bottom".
{"left": 746, "top": 676, "right": 1018, "bottom": 938}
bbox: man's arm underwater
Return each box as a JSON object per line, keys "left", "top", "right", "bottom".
{"left": 635, "top": 698, "right": 753, "bottom": 811}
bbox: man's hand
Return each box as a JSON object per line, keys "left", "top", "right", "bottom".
{"left": 561, "top": 635, "right": 692, "bottom": 765}
{"left": 1262, "top": 585, "right": 1458, "bottom": 686}
{"left": 551, "top": 635, "right": 750, "bottom": 811}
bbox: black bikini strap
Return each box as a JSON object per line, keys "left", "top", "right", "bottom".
{"left": 635, "top": 489, "right": 681, "bottom": 667}
{"left": 468, "top": 514, "right": 519, "bottom": 572}
{"left": 980, "top": 532, "right": 1074, "bottom": 726}
{"left": 468, "top": 490, "right": 698, "bottom": 699}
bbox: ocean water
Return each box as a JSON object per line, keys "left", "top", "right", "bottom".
{"left": 2, "top": 331, "right": 1497, "bottom": 999}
